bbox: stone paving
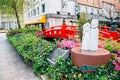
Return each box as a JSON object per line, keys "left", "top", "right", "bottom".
{"left": 0, "top": 33, "right": 40, "bottom": 80}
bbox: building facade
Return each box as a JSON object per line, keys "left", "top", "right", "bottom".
{"left": 0, "top": 11, "right": 1, "bottom": 29}
{"left": 24, "top": 0, "right": 120, "bottom": 28}
{"left": 24, "top": 0, "right": 77, "bottom": 28}
{"left": 0, "top": 11, "right": 18, "bottom": 29}
{"left": 77, "top": 0, "right": 120, "bottom": 20}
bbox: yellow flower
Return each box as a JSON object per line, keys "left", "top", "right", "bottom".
{"left": 73, "top": 74, "right": 76, "bottom": 78}
{"left": 58, "top": 73, "right": 61, "bottom": 75}
{"left": 65, "top": 75, "right": 68, "bottom": 78}
{"left": 78, "top": 73, "right": 82, "bottom": 77}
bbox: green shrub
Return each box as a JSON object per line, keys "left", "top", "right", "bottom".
{"left": 82, "top": 60, "right": 120, "bottom": 80}
{"left": 20, "top": 27, "right": 41, "bottom": 34}
{"left": 78, "top": 12, "right": 89, "bottom": 29}
{"left": 7, "top": 27, "right": 41, "bottom": 36}
{"left": 33, "top": 39, "right": 56, "bottom": 74}
{"left": 7, "top": 30, "right": 56, "bottom": 74}
{"left": 7, "top": 28, "right": 21, "bottom": 36}
{"left": 7, "top": 28, "right": 120, "bottom": 80}
{"left": 7, "top": 33, "right": 38, "bottom": 62}
{"left": 46, "top": 58, "right": 83, "bottom": 80}
{"left": 104, "top": 40, "right": 120, "bottom": 53}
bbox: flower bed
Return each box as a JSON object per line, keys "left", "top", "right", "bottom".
{"left": 7, "top": 28, "right": 120, "bottom": 80}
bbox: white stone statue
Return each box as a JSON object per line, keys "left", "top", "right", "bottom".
{"left": 81, "top": 23, "right": 91, "bottom": 50}
{"left": 90, "top": 19, "right": 99, "bottom": 51}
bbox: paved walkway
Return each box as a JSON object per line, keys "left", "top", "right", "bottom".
{"left": 0, "top": 33, "right": 40, "bottom": 80}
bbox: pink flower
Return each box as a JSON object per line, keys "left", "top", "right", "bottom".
{"left": 37, "top": 31, "right": 43, "bottom": 37}
{"left": 118, "top": 57, "right": 120, "bottom": 63}
{"left": 112, "top": 61, "right": 120, "bottom": 71}
{"left": 98, "top": 40, "right": 105, "bottom": 48}
{"left": 117, "top": 50, "right": 120, "bottom": 57}
{"left": 112, "top": 54, "right": 118, "bottom": 61}
{"left": 112, "top": 54, "right": 118, "bottom": 57}
{"left": 56, "top": 39, "right": 79, "bottom": 49}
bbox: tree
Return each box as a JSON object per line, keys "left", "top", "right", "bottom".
{"left": 114, "top": 0, "right": 120, "bottom": 21}
{"left": 0, "top": 0, "right": 25, "bottom": 28}
{"left": 78, "top": 12, "right": 89, "bottom": 29}
{"left": 77, "top": 12, "right": 89, "bottom": 38}
{"left": 100, "top": 2, "right": 115, "bottom": 21}
{"left": 99, "top": 1, "right": 120, "bottom": 21}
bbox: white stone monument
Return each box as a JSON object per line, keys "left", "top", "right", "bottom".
{"left": 71, "top": 19, "right": 111, "bottom": 71}
{"left": 90, "top": 19, "right": 99, "bottom": 51}
{"left": 82, "top": 19, "right": 99, "bottom": 51}
{"left": 81, "top": 23, "right": 91, "bottom": 50}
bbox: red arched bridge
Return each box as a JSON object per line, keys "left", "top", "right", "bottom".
{"left": 43, "top": 24, "right": 120, "bottom": 42}
{"left": 99, "top": 26, "right": 120, "bottom": 42}
{"left": 43, "top": 23, "right": 78, "bottom": 39}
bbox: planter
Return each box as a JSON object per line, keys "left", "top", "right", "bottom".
{"left": 71, "top": 47, "right": 111, "bottom": 72}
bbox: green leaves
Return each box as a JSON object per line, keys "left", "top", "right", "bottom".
{"left": 78, "top": 12, "right": 89, "bottom": 29}
{"left": 0, "top": 0, "right": 25, "bottom": 28}
{"left": 7, "top": 28, "right": 56, "bottom": 75}
{"left": 33, "top": 39, "right": 56, "bottom": 74}
{"left": 7, "top": 28, "right": 120, "bottom": 80}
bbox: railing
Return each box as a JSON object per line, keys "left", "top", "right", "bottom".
{"left": 99, "top": 26, "right": 120, "bottom": 42}
{"left": 43, "top": 24, "right": 78, "bottom": 39}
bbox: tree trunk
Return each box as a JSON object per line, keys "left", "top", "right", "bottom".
{"left": 13, "top": 0, "right": 21, "bottom": 28}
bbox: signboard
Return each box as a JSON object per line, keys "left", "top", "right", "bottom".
{"left": 47, "top": 48, "right": 69, "bottom": 65}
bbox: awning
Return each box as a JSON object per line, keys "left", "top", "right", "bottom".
{"left": 39, "top": 15, "right": 46, "bottom": 23}
{"left": 24, "top": 21, "right": 40, "bottom": 25}
{"left": 24, "top": 15, "right": 47, "bottom": 25}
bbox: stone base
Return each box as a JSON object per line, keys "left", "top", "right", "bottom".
{"left": 71, "top": 47, "right": 111, "bottom": 71}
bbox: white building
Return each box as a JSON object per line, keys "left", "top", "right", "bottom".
{"left": 24, "top": 0, "right": 77, "bottom": 29}
{"left": 24, "top": 0, "right": 120, "bottom": 28}
{"left": 76, "top": 0, "right": 120, "bottom": 25}
{"left": 0, "top": 12, "right": 18, "bottom": 29}
{"left": 0, "top": 11, "right": 1, "bottom": 29}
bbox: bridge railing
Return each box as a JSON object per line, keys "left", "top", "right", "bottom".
{"left": 43, "top": 25, "right": 78, "bottom": 39}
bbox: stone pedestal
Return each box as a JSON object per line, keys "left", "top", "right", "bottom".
{"left": 71, "top": 47, "right": 111, "bottom": 71}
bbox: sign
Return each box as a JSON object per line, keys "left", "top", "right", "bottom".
{"left": 81, "top": 65, "right": 98, "bottom": 72}
{"left": 47, "top": 48, "right": 69, "bottom": 65}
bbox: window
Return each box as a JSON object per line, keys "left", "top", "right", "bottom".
{"left": 28, "top": 12, "right": 30, "bottom": 17}
{"left": 97, "top": 10, "right": 99, "bottom": 14}
{"left": 93, "top": 0, "right": 94, "bottom": 4}
{"left": 85, "top": 7, "right": 88, "bottom": 13}
{"left": 91, "top": 8, "right": 94, "bottom": 14}
{"left": 42, "top": 4, "right": 45, "bottom": 12}
{"left": 92, "top": 8, "right": 94, "bottom": 12}
{"left": 33, "top": 0, "right": 36, "bottom": 2}
{"left": 33, "top": 9, "right": 36, "bottom": 16}
{"left": 78, "top": 5, "right": 80, "bottom": 12}
{"left": 31, "top": 10, "right": 32, "bottom": 17}
{"left": 57, "top": 11, "right": 60, "bottom": 15}
{"left": 37, "top": 7, "right": 39, "bottom": 14}
{"left": 96, "top": 0, "right": 99, "bottom": 4}
{"left": 101, "top": 10, "right": 103, "bottom": 15}
{"left": 28, "top": 1, "right": 30, "bottom": 7}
